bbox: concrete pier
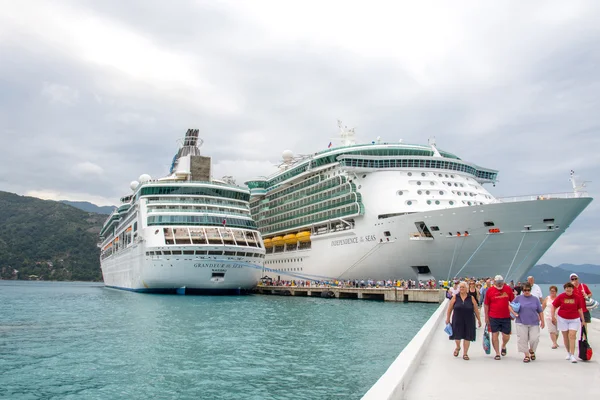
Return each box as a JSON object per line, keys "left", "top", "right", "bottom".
{"left": 362, "top": 300, "right": 600, "bottom": 399}
{"left": 254, "top": 286, "right": 445, "bottom": 303}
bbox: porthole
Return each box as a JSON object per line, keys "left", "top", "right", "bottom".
{"left": 430, "top": 181, "right": 435, "bottom": 186}
{"left": 438, "top": 173, "right": 443, "bottom": 177}
{"left": 358, "top": 185, "right": 362, "bottom": 189}
{"left": 397, "top": 190, "right": 404, "bottom": 196}
{"left": 460, "top": 183, "right": 464, "bottom": 187}
{"left": 421, "top": 172, "right": 426, "bottom": 177}
{"left": 427, "top": 200, "right": 432, "bottom": 205}
{"left": 451, "top": 175, "right": 455, "bottom": 178}
{"left": 435, "top": 200, "right": 440, "bottom": 205}
{"left": 362, "top": 174, "right": 366, "bottom": 178}
{"left": 449, "top": 201, "right": 454, "bottom": 205}
{"left": 439, "top": 191, "right": 444, "bottom": 195}
{"left": 426, "top": 190, "right": 430, "bottom": 195}
{"left": 458, "top": 192, "right": 461, "bottom": 196}
{"left": 407, "top": 201, "right": 413, "bottom": 205}
{"left": 417, "top": 190, "right": 422, "bottom": 195}
{"left": 408, "top": 172, "right": 413, "bottom": 176}
{"left": 417, "top": 181, "right": 422, "bottom": 185}
{"left": 447, "top": 182, "right": 452, "bottom": 186}
{"left": 468, "top": 201, "right": 472, "bottom": 206}
{"left": 445, "top": 174, "right": 449, "bottom": 178}
{"left": 454, "top": 183, "right": 458, "bottom": 187}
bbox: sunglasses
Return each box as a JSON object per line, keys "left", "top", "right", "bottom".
{"left": 523, "top": 289, "right": 531, "bottom": 292}
{"left": 571, "top": 278, "right": 578, "bottom": 281}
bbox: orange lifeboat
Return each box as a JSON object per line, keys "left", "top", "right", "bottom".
{"left": 283, "top": 234, "right": 297, "bottom": 245}
{"left": 263, "top": 238, "right": 273, "bottom": 248}
{"left": 271, "top": 236, "right": 284, "bottom": 246}
{"left": 296, "top": 231, "right": 311, "bottom": 243}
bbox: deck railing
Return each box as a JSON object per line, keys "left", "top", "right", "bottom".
{"left": 497, "top": 191, "right": 589, "bottom": 203}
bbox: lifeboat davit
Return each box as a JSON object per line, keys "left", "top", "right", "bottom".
{"left": 296, "top": 231, "right": 311, "bottom": 243}
{"left": 263, "top": 238, "right": 273, "bottom": 248}
{"left": 283, "top": 234, "right": 297, "bottom": 245}
{"left": 271, "top": 236, "right": 284, "bottom": 246}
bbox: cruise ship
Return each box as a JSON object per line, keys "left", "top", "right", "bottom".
{"left": 99, "top": 129, "right": 265, "bottom": 294}
{"left": 245, "top": 122, "right": 592, "bottom": 282}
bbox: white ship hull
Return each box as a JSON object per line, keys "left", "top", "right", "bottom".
{"left": 263, "top": 197, "right": 592, "bottom": 282}
{"left": 101, "top": 241, "right": 263, "bottom": 293}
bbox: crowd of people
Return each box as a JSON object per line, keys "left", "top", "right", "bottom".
{"left": 259, "top": 278, "right": 440, "bottom": 289}
{"left": 446, "top": 273, "right": 593, "bottom": 363}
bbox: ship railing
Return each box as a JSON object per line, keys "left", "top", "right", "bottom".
{"left": 146, "top": 208, "right": 249, "bottom": 217}
{"left": 497, "top": 191, "right": 589, "bottom": 203}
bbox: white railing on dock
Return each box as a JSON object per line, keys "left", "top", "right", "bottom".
{"left": 497, "top": 191, "right": 589, "bottom": 203}
{"left": 361, "top": 300, "right": 449, "bottom": 400}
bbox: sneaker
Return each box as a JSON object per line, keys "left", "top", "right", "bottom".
{"left": 566, "top": 353, "right": 572, "bottom": 360}
{"left": 570, "top": 355, "right": 578, "bottom": 363}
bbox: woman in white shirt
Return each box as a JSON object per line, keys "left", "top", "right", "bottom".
{"left": 542, "top": 285, "right": 559, "bottom": 349}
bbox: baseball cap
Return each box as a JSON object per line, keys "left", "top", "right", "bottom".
{"left": 570, "top": 273, "right": 578, "bottom": 279}
{"left": 494, "top": 275, "right": 504, "bottom": 282}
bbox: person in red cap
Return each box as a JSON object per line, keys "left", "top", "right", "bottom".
{"left": 570, "top": 273, "right": 592, "bottom": 328}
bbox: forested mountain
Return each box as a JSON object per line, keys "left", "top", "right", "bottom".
{"left": 0, "top": 191, "right": 104, "bottom": 281}
{"left": 60, "top": 200, "right": 115, "bottom": 215}
{"left": 522, "top": 263, "right": 600, "bottom": 284}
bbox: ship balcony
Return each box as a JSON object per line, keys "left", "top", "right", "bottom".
{"left": 409, "top": 232, "right": 434, "bottom": 241}
{"left": 497, "top": 191, "right": 589, "bottom": 203}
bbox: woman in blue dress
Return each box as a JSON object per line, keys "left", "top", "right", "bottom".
{"left": 446, "top": 282, "right": 482, "bottom": 360}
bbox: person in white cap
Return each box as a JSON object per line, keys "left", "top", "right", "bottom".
{"left": 484, "top": 274, "right": 515, "bottom": 360}
{"left": 570, "top": 273, "right": 592, "bottom": 328}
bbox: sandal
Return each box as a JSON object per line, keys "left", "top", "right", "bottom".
{"left": 501, "top": 348, "right": 507, "bottom": 356}
{"left": 494, "top": 355, "right": 501, "bottom": 360}
{"left": 453, "top": 347, "right": 460, "bottom": 357}
{"left": 523, "top": 356, "right": 530, "bottom": 363}
{"left": 529, "top": 350, "right": 536, "bottom": 361}
{"left": 463, "top": 355, "right": 470, "bottom": 360}
{"left": 551, "top": 344, "right": 558, "bottom": 349}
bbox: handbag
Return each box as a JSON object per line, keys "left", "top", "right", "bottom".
{"left": 444, "top": 323, "right": 453, "bottom": 336}
{"left": 482, "top": 324, "right": 491, "bottom": 355}
{"left": 578, "top": 326, "right": 593, "bottom": 361}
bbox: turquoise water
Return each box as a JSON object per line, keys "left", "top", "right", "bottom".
{"left": 0, "top": 281, "right": 436, "bottom": 400}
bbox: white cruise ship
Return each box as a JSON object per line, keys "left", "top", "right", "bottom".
{"left": 245, "top": 122, "right": 592, "bottom": 283}
{"left": 99, "top": 129, "right": 265, "bottom": 294}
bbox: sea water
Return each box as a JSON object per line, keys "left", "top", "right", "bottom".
{"left": 0, "top": 281, "right": 436, "bottom": 400}
{"left": 538, "top": 283, "right": 600, "bottom": 318}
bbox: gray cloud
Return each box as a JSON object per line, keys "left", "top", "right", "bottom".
{"left": 0, "top": 0, "right": 598, "bottom": 265}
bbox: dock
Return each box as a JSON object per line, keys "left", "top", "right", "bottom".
{"left": 362, "top": 301, "right": 600, "bottom": 399}
{"left": 254, "top": 286, "right": 445, "bottom": 303}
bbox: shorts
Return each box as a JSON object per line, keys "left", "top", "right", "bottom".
{"left": 557, "top": 316, "right": 580, "bottom": 332}
{"left": 545, "top": 318, "right": 558, "bottom": 334}
{"left": 489, "top": 317, "right": 512, "bottom": 335}
{"left": 584, "top": 311, "right": 591, "bottom": 323}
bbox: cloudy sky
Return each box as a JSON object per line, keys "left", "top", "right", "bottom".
{"left": 1, "top": 0, "right": 598, "bottom": 265}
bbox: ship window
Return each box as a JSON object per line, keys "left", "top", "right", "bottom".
{"left": 384, "top": 231, "right": 391, "bottom": 237}
{"left": 430, "top": 226, "right": 440, "bottom": 231}
{"left": 484, "top": 221, "right": 495, "bottom": 227}
{"left": 435, "top": 200, "right": 440, "bottom": 205}
{"left": 543, "top": 218, "right": 555, "bottom": 223}
{"left": 418, "top": 190, "right": 422, "bottom": 195}
{"left": 449, "top": 201, "right": 454, "bottom": 205}
{"left": 451, "top": 175, "right": 454, "bottom": 178}
{"left": 439, "top": 191, "right": 444, "bottom": 195}
{"left": 430, "top": 181, "right": 435, "bottom": 186}
{"left": 208, "top": 251, "right": 223, "bottom": 255}
{"left": 196, "top": 250, "right": 208, "bottom": 255}
{"left": 417, "top": 181, "right": 422, "bottom": 185}
{"left": 421, "top": 172, "right": 426, "bottom": 177}
{"left": 183, "top": 250, "right": 194, "bottom": 255}
{"left": 171, "top": 250, "right": 182, "bottom": 255}
{"left": 427, "top": 200, "right": 432, "bottom": 205}
{"left": 407, "top": 201, "right": 412, "bottom": 205}
{"left": 224, "top": 251, "right": 236, "bottom": 256}
{"left": 397, "top": 191, "right": 404, "bottom": 195}
{"left": 408, "top": 172, "right": 412, "bottom": 176}
{"left": 426, "top": 191, "right": 430, "bottom": 195}
{"left": 362, "top": 174, "right": 366, "bottom": 178}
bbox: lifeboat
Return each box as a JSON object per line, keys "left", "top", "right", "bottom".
{"left": 283, "top": 233, "right": 297, "bottom": 245}
{"left": 271, "top": 236, "right": 284, "bottom": 246}
{"left": 263, "top": 238, "right": 273, "bottom": 248}
{"left": 296, "top": 231, "right": 311, "bottom": 243}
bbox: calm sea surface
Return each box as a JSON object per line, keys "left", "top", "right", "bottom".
{"left": 0, "top": 281, "right": 437, "bottom": 400}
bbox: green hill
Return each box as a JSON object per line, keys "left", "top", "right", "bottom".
{"left": 0, "top": 191, "right": 105, "bottom": 281}
{"left": 60, "top": 200, "right": 115, "bottom": 215}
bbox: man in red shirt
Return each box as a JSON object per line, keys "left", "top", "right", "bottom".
{"left": 484, "top": 275, "right": 515, "bottom": 360}
{"left": 570, "top": 273, "right": 593, "bottom": 328}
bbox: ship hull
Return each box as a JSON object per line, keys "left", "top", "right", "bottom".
{"left": 101, "top": 243, "right": 263, "bottom": 293}
{"left": 263, "top": 197, "right": 592, "bottom": 282}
